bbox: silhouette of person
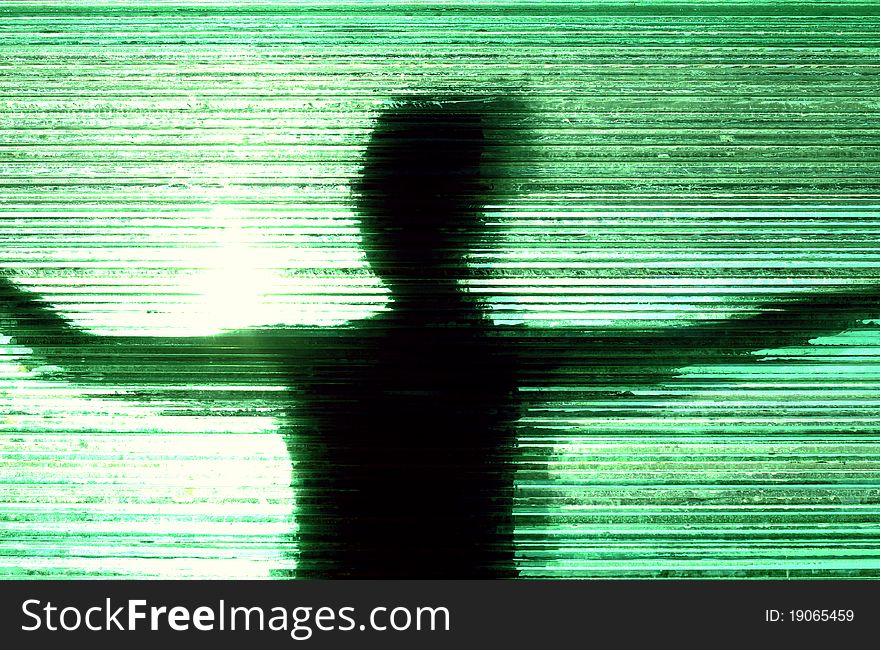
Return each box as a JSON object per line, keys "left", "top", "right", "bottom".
{"left": 2, "top": 95, "right": 878, "bottom": 578}
{"left": 290, "top": 102, "right": 520, "bottom": 577}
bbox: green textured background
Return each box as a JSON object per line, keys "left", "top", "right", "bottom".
{"left": 2, "top": 0, "right": 880, "bottom": 578}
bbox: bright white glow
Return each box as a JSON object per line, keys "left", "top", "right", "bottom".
{"left": 183, "top": 206, "right": 282, "bottom": 334}
{"left": 0, "top": 347, "right": 295, "bottom": 579}
{"left": 14, "top": 205, "right": 388, "bottom": 336}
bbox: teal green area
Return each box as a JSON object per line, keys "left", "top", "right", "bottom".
{"left": 1, "top": 1, "right": 879, "bottom": 578}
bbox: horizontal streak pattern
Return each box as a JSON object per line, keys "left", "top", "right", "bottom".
{"left": 1, "top": 0, "right": 879, "bottom": 578}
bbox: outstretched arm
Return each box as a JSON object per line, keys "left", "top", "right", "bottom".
{"left": 0, "top": 274, "right": 303, "bottom": 386}
{"left": 512, "top": 286, "right": 880, "bottom": 389}
{"left": 0, "top": 274, "right": 98, "bottom": 369}
{"left": 646, "top": 287, "right": 880, "bottom": 361}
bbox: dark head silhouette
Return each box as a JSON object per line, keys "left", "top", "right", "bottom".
{"left": 356, "top": 102, "right": 488, "bottom": 309}
{"left": 290, "top": 99, "right": 520, "bottom": 578}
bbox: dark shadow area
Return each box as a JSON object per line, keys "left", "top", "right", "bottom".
{"left": 288, "top": 100, "right": 520, "bottom": 577}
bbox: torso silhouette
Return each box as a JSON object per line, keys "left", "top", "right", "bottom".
{"left": 289, "top": 306, "right": 520, "bottom": 578}
{"left": 279, "top": 100, "right": 525, "bottom": 577}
